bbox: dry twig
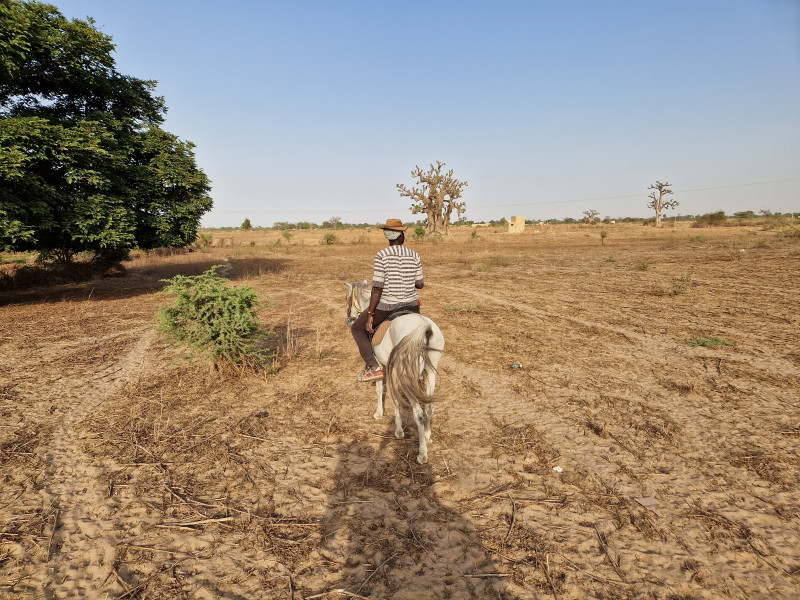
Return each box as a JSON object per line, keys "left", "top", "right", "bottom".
{"left": 303, "top": 590, "right": 371, "bottom": 600}
{"left": 503, "top": 494, "right": 517, "bottom": 544}
{"left": 46, "top": 508, "right": 59, "bottom": 561}
{"left": 544, "top": 553, "right": 559, "bottom": 600}
{"left": 594, "top": 525, "right": 627, "bottom": 582}
{"left": 355, "top": 551, "right": 403, "bottom": 594}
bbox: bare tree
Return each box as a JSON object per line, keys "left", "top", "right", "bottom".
{"left": 583, "top": 209, "right": 600, "bottom": 222}
{"left": 647, "top": 181, "right": 679, "bottom": 227}
{"left": 397, "top": 161, "right": 468, "bottom": 235}
{"left": 329, "top": 216, "right": 341, "bottom": 228}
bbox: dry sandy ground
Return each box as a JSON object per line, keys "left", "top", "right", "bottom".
{"left": 1, "top": 224, "right": 799, "bottom": 599}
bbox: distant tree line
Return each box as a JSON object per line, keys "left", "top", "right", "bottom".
{"left": 208, "top": 210, "right": 795, "bottom": 232}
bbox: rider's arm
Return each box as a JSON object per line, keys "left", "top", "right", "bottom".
{"left": 366, "top": 286, "right": 382, "bottom": 332}
{"left": 367, "top": 286, "right": 382, "bottom": 314}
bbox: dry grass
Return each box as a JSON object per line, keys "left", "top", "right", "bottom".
{"left": 1, "top": 223, "right": 799, "bottom": 598}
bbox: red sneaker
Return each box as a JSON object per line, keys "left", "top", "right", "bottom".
{"left": 358, "top": 366, "right": 384, "bottom": 382}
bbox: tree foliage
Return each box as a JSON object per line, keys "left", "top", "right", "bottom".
{"left": 0, "top": 1, "right": 211, "bottom": 261}
{"left": 646, "top": 181, "right": 678, "bottom": 228}
{"left": 397, "top": 161, "right": 467, "bottom": 235}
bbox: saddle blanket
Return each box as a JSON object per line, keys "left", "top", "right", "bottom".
{"left": 370, "top": 309, "right": 417, "bottom": 346}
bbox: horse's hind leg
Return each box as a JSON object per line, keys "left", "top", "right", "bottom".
{"left": 392, "top": 393, "right": 404, "bottom": 438}
{"left": 373, "top": 380, "right": 385, "bottom": 420}
{"left": 423, "top": 403, "right": 434, "bottom": 442}
{"left": 411, "top": 402, "right": 428, "bottom": 464}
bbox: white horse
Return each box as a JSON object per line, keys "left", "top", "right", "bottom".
{"left": 345, "top": 280, "right": 445, "bottom": 464}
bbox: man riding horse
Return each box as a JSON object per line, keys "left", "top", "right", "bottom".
{"left": 351, "top": 218, "right": 424, "bottom": 382}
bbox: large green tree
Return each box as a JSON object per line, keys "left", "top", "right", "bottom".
{"left": 0, "top": 0, "right": 211, "bottom": 262}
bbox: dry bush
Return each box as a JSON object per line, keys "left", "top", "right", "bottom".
{"left": 658, "top": 377, "right": 697, "bottom": 394}
{"left": 489, "top": 419, "right": 560, "bottom": 475}
{"left": 728, "top": 447, "right": 795, "bottom": 487}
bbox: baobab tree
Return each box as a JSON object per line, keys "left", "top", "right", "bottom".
{"left": 647, "top": 181, "right": 679, "bottom": 227}
{"left": 397, "top": 161, "right": 468, "bottom": 235}
{"left": 583, "top": 210, "right": 600, "bottom": 222}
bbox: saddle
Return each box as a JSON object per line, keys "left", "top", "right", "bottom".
{"left": 370, "top": 308, "right": 418, "bottom": 346}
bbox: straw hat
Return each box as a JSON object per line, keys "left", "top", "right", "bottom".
{"left": 380, "top": 218, "right": 407, "bottom": 231}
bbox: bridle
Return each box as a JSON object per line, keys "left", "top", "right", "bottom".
{"left": 345, "top": 285, "right": 365, "bottom": 327}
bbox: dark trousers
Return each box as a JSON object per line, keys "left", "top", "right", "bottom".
{"left": 351, "top": 305, "right": 420, "bottom": 368}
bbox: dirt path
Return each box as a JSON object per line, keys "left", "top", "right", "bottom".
{"left": 0, "top": 293, "right": 161, "bottom": 597}
{"left": 37, "top": 329, "right": 155, "bottom": 597}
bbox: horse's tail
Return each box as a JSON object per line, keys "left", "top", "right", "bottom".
{"left": 386, "top": 322, "right": 437, "bottom": 405}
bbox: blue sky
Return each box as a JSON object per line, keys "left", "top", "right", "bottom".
{"left": 55, "top": 0, "right": 800, "bottom": 226}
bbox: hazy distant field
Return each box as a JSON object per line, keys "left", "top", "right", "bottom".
{"left": 1, "top": 223, "right": 798, "bottom": 599}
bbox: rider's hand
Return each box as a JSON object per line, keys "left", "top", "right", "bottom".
{"left": 366, "top": 315, "right": 374, "bottom": 333}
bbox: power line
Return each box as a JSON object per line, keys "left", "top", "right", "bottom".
{"left": 469, "top": 178, "right": 800, "bottom": 210}
{"left": 207, "top": 177, "right": 799, "bottom": 214}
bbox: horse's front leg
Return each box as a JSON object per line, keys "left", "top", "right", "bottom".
{"left": 373, "top": 380, "right": 385, "bottom": 420}
{"left": 411, "top": 402, "right": 428, "bottom": 464}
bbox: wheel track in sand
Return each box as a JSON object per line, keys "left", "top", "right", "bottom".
{"left": 34, "top": 327, "right": 155, "bottom": 598}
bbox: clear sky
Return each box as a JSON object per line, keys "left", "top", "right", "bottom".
{"left": 55, "top": 0, "right": 800, "bottom": 226}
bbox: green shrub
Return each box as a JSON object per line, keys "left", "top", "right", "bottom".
{"left": 778, "top": 227, "right": 800, "bottom": 240}
{"left": 157, "top": 266, "right": 273, "bottom": 368}
{"left": 692, "top": 211, "right": 727, "bottom": 228}
{"left": 659, "top": 273, "right": 693, "bottom": 296}
{"left": 194, "top": 233, "right": 213, "bottom": 248}
{"left": 413, "top": 225, "right": 426, "bottom": 241}
{"left": 445, "top": 303, "right": 479, "bottom": 314}
{"left": 323, "top": 232, "right": 338, "bottom": 245}
{"left": 690, "top": 336, "right": 732, "bottom": 348}
{"left": 0, "top": 254, "right": 29, "bottom": 265}
{"left": 473, "top": 255, "right": 511, "bottom": 272}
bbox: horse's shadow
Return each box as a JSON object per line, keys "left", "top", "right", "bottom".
{"left": 314, "top": 418, "right": 518, "bottom": 599}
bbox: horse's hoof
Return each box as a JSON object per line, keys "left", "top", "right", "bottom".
{"left": 373, "top": 412, "right": 383, "bottom": 420}
{"left": 394, "top": 430, "right": 405, "bottom": 439}
{"left": 417, "top": 454, "right": 428, "bottom": 464}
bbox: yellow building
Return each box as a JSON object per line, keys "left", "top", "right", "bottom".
{"left": 507, "top": 215, "right": 525, "bottom": 234}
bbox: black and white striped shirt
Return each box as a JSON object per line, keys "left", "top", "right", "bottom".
{"left": 372, "top": 244, "right": 424, "bottom": 310}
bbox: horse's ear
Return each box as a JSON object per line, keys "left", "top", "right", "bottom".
{"left": 362, "top": 279, "right": 368, "bottom": 285}
{"left": 343, "top": 282, "right": 352, "bottom": 292}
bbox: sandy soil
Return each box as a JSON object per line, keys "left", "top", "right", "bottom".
{"left": 1, "top": 224, "right": 798, "bottom": 599}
